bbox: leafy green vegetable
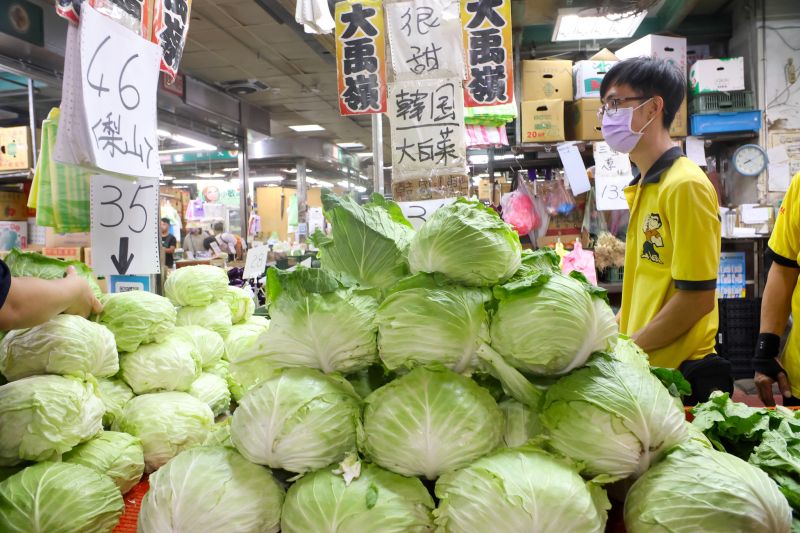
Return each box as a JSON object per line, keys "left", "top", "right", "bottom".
{"left": 188, "top": 373, "right": 231, "bottom": 417}
{"left": 62, "top": 431, "right": 144, "bottom": 494}
{"left": 5, "top": 248, "right": 102, "bottom": 298}
{"left": 119, "top": 336, "right": 201, "bottom": 394}
{"left": 220, "top": 286, "right": 256, "bottom": 324}
{"left": 0, "top": 462, "right": 123, "bottom": 533}
{"left": 408, "top": 198, "right": 521, "bottom": 286}
{"left": 164, "top": 265, "right": 229, "bottom": 307}
{"left": 176, "top": 301, "right": 233, "bottom": 339}
{"left": 0, "top": 375, "right": 103, "bottom": 466}
{"left": 96, "top": 378, "right": 134, "bottom": 428}
{"left": 750, "top": 420, "right": 800, "bottom": 514}
{"left": 362, "top": 366, "right": 503, "bottom": 480}
{"left": 139, "top": 446, "right": 285, "bottom": 533}
{"left": 97, "top": 291, "right": 176, "bottom": 352}
{"left": 650, "top": 366, "right": 693, "bottom": 399}
{"left": 0, "top": 315, "right": 118, "bottom": 381}
{"left": 434, "top": 447, "right": 609, "bottom": 532}
{"left": 281, "top": 462, "right": 434, "bottom": 533}
{"left": 499, "top": 399, "right": 542, "bottom": 448}
{"left": 173, "top": 326, "right": 225, "bottom": 369}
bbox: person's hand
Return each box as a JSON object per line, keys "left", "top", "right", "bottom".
{"left": 754, "top": 333, "right": 791, "bottom": 406}
{"left": 62, "top": 266, "right": 103, "bottom": 318}
{"left": 754, "top": 369, "right": 792, "bottom": 407}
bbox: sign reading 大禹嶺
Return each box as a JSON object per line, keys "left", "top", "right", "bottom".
{"left": 461, "top": 0, "right": 514, "bottom": 106}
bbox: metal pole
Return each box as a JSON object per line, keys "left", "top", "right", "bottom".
{"left": 27, "top": 78, "right": 37, "bottom": 169}
{"left": 238, "top": 129, "right": 250, "bottom": 247}
{"left": 371, "top": 113, "right": 384, "bottom": 195}
{"left": 296, "top": 159, "right": 308, "bottom": 243}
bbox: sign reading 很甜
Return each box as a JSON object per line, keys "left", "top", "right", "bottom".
{"left": 461, "top": 0, "right": 513, "bottom": 106}
{"left": 335, "top": 0, "right": 388, "bottom": 115}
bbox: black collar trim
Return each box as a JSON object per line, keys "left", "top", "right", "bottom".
{"left": 630, "top": 146, "right": 684, "bottom": 186}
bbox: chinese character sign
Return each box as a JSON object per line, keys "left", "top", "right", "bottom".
{"left": 389, "top": 78, "right": 468, "bottom": 182}
{"left": 593, "top": 141, "right": 632, "bottom": 211}
{"left": 386, "top": 0, "right": 465, "bottom": 80}
{"left": 335, "top": 0, "right": 387, "bottom": 115}
{"left": 153, "top": 0, "right": 193, "bottom": 81}
{"left": 462, "top": 0, "right": 513, "bottom": 106}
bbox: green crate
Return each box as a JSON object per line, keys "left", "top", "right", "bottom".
{"left": 689, "top": 91, "right": 754, "bottom": 115}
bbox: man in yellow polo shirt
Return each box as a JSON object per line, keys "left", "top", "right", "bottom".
{"left": 754, "top": 173, "right": 800, "bottom": 406}
{"left": 600, "top": 57, "right": 729, "bottom": 404}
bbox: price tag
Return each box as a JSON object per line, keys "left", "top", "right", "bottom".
{"left": 593, "top": 142, "right": 632, "bottom": 211}
{"left": 398, "top": 198, "right": 457, "bottom": 230}
{"left": 557, "top": 142, "right": 591, "bottom": 195}
{"left": 91, "top": 175, "right": 160, "bottom": 275}
{"left": 243, "top": 245, "right": 269, "bottom": 280}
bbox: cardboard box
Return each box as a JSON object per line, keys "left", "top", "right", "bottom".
{"left": 42, "top": 247, "right": 83, "bottom": 262}
{"left": 0, "top": 192, "right": 28, "bottom": 221}
{"left": 523, "top": 59, "right": 574, "bottom": 101}
{"left": 686, "top": 44, "right": 712, "bottom": 69}
{"left": 0, "top": 221, "right": 27, "bottom": 250}
{"left": 566, "top": 99, "right": 603, "bottom": 141}
{"left": 521, "top": 100, "right": 565, "bottom": 143}
{"left": 689, "top": 58, "right": 745, "bottom": 94}
{"left": 670, "top": 97, "right": 688, "bottom": 137}
{"left": 27, "top": 217, "right": 46, "bottom": 245}
{"left": 84, "top": 247, "right": 92, "bottom": 268}
{"left": 478, "top": 179, "right": 492, "bottom": 201}
{"left": 574, "top": 49, "right": 618, "bottom": 99}
{"left": 45, "top": 228, "right": 92, "bottom": 247}
{"left": 615, "top": 34, "right": 688, "bottom": 73}
{"left": 0, "top": 127, "right": 33, "bottom": 172}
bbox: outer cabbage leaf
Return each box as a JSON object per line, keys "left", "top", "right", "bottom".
{"left": 164, "top": 265, "right": 229, "bottom": 307}
{"left": 408, "top": 198, "right": 521, "bottom": 286}
{"left": 188, "top": 373, "right": 231, "bottom": 417}
{"left": 5, "top": 248, "right": 102, "bottom": 298}
{"left": 173, "top": 325, "right": 225, "bottom": 369}
{"left": 139, "top": 446, "right": 284, "bottom": 533}
{"left": 221, "top": 286, "right": 256, "bottom": 324}
{"left": 0, "top": 315, "right": 118, "bottom": 381}
{"left": 176, "top": 301, "right": 232, "bottom": 339}
{"left": 97, "top": 291, "right": 176, "bottom": 352}
{"left": 119, "top": 336, "right": 201, "bottom": 394}
{"left": 750, "top": 420, "right": 800, "bottom": 514}
{"left": 62, "top": 431, "right": 144, "bottom": 494}
{"left": 96, "top": 378, "right": 134, "bottom": 428}
{"left": 0, "top": 375, "right": 103, "bottom": 466}
{"left": 499, "top": 399, "right": 542, "bottom": 448}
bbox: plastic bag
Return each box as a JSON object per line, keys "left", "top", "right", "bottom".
{"left": 561, "top": 241, "right": 598, "bottom": 285}
{"left": 541, "top": 178, "right": 576, "bottom": 217}
{"left": 501, "top": 190, "right": 539, "bottom": 236}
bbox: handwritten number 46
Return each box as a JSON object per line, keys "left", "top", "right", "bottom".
{"left": 87, "top": 35, "right": 141, "bottom": 110}
{"left": 100, "top": 184, "right": 153, "bottom": 233}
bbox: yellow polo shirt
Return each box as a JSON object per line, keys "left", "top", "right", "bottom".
{"left": 620, "top": 147, "right": 721, "bottom": 369}
{"left": 767, "top": 173, "right": 800, "bottom": 397}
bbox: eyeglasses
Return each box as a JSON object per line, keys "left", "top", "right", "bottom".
{"left": 597, "top": 96, "right": 651, "bottom": 118}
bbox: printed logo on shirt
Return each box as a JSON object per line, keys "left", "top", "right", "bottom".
{"left": 641, "top": 213, "right": 664, "bottom": 264}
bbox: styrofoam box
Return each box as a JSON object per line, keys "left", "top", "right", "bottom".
{"left": 689, "top": 58, "right": 745, "bottom": 94}
{"left": 615, "top": 34, "right": 687, "bottom": 73}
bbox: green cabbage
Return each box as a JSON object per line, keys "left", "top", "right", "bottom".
{"left": 188, "top": 373, "right": 231, "bottom": 417}
{"left": 625, "top": 443, "right": 792, "bottom": 533}
{"left": 540, "top": 354, "right": 688, "bottom": 482}
{"left": 5, "top": 248, "right": 102, "bottom": 298}
{"left": 490, "top": 271, "right": 618, "bottom": 376}
{"left": 499, "top": 399, "right": 542, "bottom": 448}
{"left": 0, "top": 375, "right": 103, "bottom": 466}
{"left": 203, "top": 419, "right": 233, "bottom": 448}
{"left": 0, "top": 315, "right": 118, "bottom": 381}
{"left": 362, "top": 366, "right": 503, "bottom": 480}
{"left": 246, "top": 316, "right": 270, "bottom": 329}
{"left": 282, "top": 462, "right": 434, "bottom": 533}
{"left": 118, "top": 336, "right": 201, "bottom": 394}
{"left": 96, "top": 378, "right": 134, "bottom": 428}
{"left": 139, "top": 446, "right": 284, "bottom": 533}
{"left": 62, "top": 431, "right": 144, "bottom": 494}
{"left": 97, "top": 291, "right": 176, "bottom": 352}
{"left": 408, "top": 198, "right": 521, "bottom": 286}
{"left": 434, "top": 447, "right": 609, "bottom": 532}
{"left": 205, "top": 358, "right": 229, "bottom": 380}
{"left": 251, "top": 267, "right": 378, "bottom": 374}
{"left": 221, "top": 286, "right": 255, "bottom": 324}
{"left": 312, "top": 191, "right": 414, "bottom": 290}
{"left": 0, "top": 462, "right": 123, "bottom": 533}
{"left": 375, "top": 275, "right": 490, "bottom": 373}
{"left": 164, "top": 265, "right": 229, "bottom": 307}
{"left": 230, "top": 368, "right": 361, "bottom": 473}
{"left": 225, "top": 323, "right": 264, "bottom": 364}
{"left": 112, "top": 392, "right": 214, "bottom": 472}
{"left": 226, "top": 355, "right": 278, "bottom": 403}
{"left": 176, "top": 301, "right": 232, "bottom": 339}
{"left": 173, "top": 325, "right": 225, "bottom": 369}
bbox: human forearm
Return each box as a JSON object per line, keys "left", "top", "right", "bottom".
{"left": 760, "top": 263, "right": 798, "bottom": 335}
{"left": 0, "top": 277, "right": 83, "bottom": 330}
{"left": 632, "top": 289, "right": 716, "bottom": 353}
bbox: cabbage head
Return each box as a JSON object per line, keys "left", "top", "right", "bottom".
{"left": 282, "top": 462, "right": 434, "bottom": 533}
{"left": 231, "top": 368, "right": 361, "bottom": 473}
{"left": 96, "top": 378, "right": 134, "bottom": 428}
{"left": 5, "top": 248, "right": 102, "bottom": 299}
{"left": 490, "top": 271, "right": 618, "bottom": 376}
{"left": 139, "top": 446, "right": 284, "bottom": 533}
{"left": 188, "top": 373, "right": 231, "bottom": 416}
{"left": 97, "top": 290, "right": 176, "bottom": 352}
{"left": 312, "top": 191, "right": 414, "bottom": 290}
{"left": 224, "top": 320, "right": 279, "bottom": 401}
{"left": 119, "top": 336, "right": 201, "bottom": 394}
{"left": 362, "top": 366, "right": 502, "bottom": 480}
{"left": 625, "top": 443, "right": 792, "bottom": 533}
{"left": 250, "top": 267, "right": 378, "bottom": 374}
{"left": 173, "top": 325, "right": 225, "bottom": 369}
{"left": 500, "top": 399, "right": 542, "bottom": 448}
{"left": 62, "top": 431, "right": 144, "bottom": 494}
{"left": 408, "top": 198, "right": 521, "bottom": 286}
{"left": 177, "top": 300, "right": 232, "bottom": 338}
{"left": 221, "top": 286, "right": 255, "bottom": 324}
{"left": 0, "top": 462, "right": 123, "bottom": 533}
{"left": 540, "top": 354, "right": 688, "bottom": 482}
{"left": 246, "top": 316, "right": 270, "bottom": 329}
{"left": 0, "top": 375, "right": 103, "bottom": 466}
{"left": 164, "top": 265, "right": 229, "bottom": 307}
{"left": 0, "top": 315, "right": 118, "bottom": 381}
{"left": 225, "top": 323, "right": 265, "bottom": 363}
{"left": 205, "top": 358, "right": 229, "bottom": 380}
{"left": 113, "top": 392, "right": 214, "bottom": 472}
{"left": 434, "top": 447, "right": 609, "bottom": 532}
{"left": 375, "top": 274, "right": 490, "bottom": 373}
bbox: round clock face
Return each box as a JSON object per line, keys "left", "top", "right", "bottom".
{"left": 733, "top": 144, "right": 767, "bottom": 176}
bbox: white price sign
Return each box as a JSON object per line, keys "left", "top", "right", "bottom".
{"left": 243, "top": 245, "right": 270, "bottom": 280}
{"left": 593, "top": 142, "right": 633, "bottom": 211}
{"left": 91, "top": 175, "right": 160, "bottom": 276}
{"left": 398, "top": 197, "right": 457, "bottom": 229}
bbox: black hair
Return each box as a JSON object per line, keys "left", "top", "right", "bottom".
{"left": 599, "top": 57, "right": 686, "bottom": 129}
{"left": 203, "top": 236, "right": 216, "bottom": 251}
{"left": 213, "top": 222, "right": 224, "bottom": 232}
{"left": 160, "top": 217, "right": 171, "bottom": 224}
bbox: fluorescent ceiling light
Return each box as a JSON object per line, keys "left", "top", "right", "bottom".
{"left": 222, "top": 167, "right": 239, "bottom": 172}
{"left": 171, "top": 134, "right": 217, "bottom": 151}
{"left": 338, "top": 142, "right": 365, "bottom": 149}
{"left": 250, "top": 176, "right": 283, "bottom": 183}
{"left": 159, "top": 175, "right": 175, "bottom": 181}
{"left": 290, "top": 124, "right": 325, "bottom": 132}
{"left": 337, "top": 180, "right": 350, "bottom": 188}
{"left": 157, "top": 129, "right": 172, "bottom": 138}
{"left": 355, "top": 152, "right": 372, "bottom": 158}
{"left": 354, "top": 185, "right": 367, "bottom": 192}
{"left": 195, "top": 172, "right": 225, "bottom": 178}
{"left": 160, "top": 147, "right": 198, "bottom": 155}
{"left": 284, "top": 168, "right": 312, "bottom": 174}
{"left": 469, "top": 154, "right": 489, "bottom": 165}
{"left": 173, "top": 179, "right": 200, "bottom": 184}
{"left": 552, "top": 8, "right": 646, "bottom": 41}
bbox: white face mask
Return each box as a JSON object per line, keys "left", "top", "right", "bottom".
{"left": 600, "top": 98, "right": 656, "bottom": 153}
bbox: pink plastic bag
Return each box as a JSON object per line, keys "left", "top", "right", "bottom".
{"left": 501, "top": 190, "right": 540, "bottom": 236}
{"left": 561, "top": 241, "right": 598, "bottom": 285}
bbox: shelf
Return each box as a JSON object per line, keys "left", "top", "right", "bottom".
{"left": 696, "top": 131, "right": 758, "bottom": 143}
{"left": 511, "top": 141, "right": 590, "bottom": 154}
{"left": 0, "top": 171, "right": 31, "bottom": 183}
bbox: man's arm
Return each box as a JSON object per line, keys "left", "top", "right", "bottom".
{"left": 631, "top": 288, "right": 716, "bottom": 353}
{"left": 164, "top": 236, "right": 177, "bottom": 254}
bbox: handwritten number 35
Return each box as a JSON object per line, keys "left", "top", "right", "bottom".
{"left": 100, "top": 184, "right": 153, "bottom": 233}
{"left": 87, "top": 35, "right": 141, "bottom": 110}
